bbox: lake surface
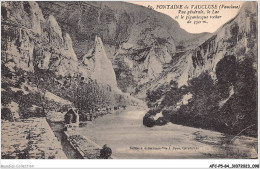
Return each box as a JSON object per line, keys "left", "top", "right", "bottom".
{"left": 78, "top": 107, "right": 258, "bottom": 159}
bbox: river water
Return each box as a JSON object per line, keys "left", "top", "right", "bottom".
{"left": 78, "top": 107, "right": 258, "bottom": 159}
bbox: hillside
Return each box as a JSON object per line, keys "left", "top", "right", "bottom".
{"left": 144, "top": 2, "right": 258, "bottom": 137}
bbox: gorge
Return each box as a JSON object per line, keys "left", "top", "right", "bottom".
{"left": 1, "top": 1, "right": 258, "bottom": 159}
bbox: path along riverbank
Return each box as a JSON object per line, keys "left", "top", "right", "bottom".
{"left": 47, "top": 111, "right": 116, "bottom": 159}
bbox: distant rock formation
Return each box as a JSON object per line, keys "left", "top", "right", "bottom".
{"left": 37, "top": 1, "right": 211, "bottom": 94}
{"left": 81, "top": 36, "right": 120, "bottom": 90}
{"left": 91, "top": 36, "right": 118, "bottom": 90}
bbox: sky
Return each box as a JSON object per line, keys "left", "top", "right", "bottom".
{"left": 129, "top": 1, "right": 244, "bottom": 33}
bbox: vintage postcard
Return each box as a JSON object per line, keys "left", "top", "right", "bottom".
{"left": 1, "top": 0, "right": 258, "bottom": 167}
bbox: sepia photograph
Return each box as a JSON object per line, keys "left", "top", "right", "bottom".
{"left": 0, "top": 0, "right": 258, "bottom": 166}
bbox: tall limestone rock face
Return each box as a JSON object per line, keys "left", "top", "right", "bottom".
{"left": 2, "top": 1, "right": 123, "bottom": 95}
{"left": 1, "top": 1, "right": 80, "bottom": 77}
{"left": 1, "top": 1, "right": 44, "bottom": 72}
{"left": 83, "top": 36, "right": 118, "bottom": 90}
{"left": 38, "top": 1, "right": 210, "bottom": 94}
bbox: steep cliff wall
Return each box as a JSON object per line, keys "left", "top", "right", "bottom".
{"left": 145, "top": 2, "right": 257, "bottom": 136}
{"left": 187, "top": 2, "right": 257, "bottom": 82}
{"left": 1, "top": 2, "right": 80, "bottom": 77}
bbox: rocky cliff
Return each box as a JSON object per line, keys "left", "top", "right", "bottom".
{"left": 1, "top": 1, "right": 122, "bottom": 88}
{"left": 187, "top": 1, "right": 257, "bottom": 83}
{"left": 1, "top": 1, "right": 130, "bottom": 121}
{"left": 145, "top": 2, "right": 258, "bottom": 136}
{"left": 2, "top": 2, "right": 80, "bottom": 77}
{"left": 38, "top": 1, "right": 210, "bottom": 93}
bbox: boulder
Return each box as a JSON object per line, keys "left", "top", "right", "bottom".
{"left": 143, "top": 113, "right": 155, "bottom": 127}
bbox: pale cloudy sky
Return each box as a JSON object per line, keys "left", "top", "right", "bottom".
{"left": 129, "top": 1, "right": 244, "bottom": 33}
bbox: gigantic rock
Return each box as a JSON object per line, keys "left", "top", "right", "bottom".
{"left": 84, "top": 36, "right": 119, "bottom": 90}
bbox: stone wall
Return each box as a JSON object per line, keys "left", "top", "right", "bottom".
{"left": 1, "top": 118, "right": 67, "bottom": 159}
{"left": 64, "top": 131, "right": 115, "bottom": 159}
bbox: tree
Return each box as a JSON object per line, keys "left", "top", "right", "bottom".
{"left": 72, "top": 80, "right": 116, "bottom": 115}
{"left": 1, "top": 108, "right": 14, "bottom": 122}
{"left": 33, "top": 68, "right": 54, "bottom": 116}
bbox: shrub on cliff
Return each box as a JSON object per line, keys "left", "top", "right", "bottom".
{"left": 146, "top": 86, "right": 166, "bottom": 108}
{"left": 1, "top": 108, "right": 14, "bottom": 122}
{"left": 147, "top": 108, "right": 160, "bottom": 116}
